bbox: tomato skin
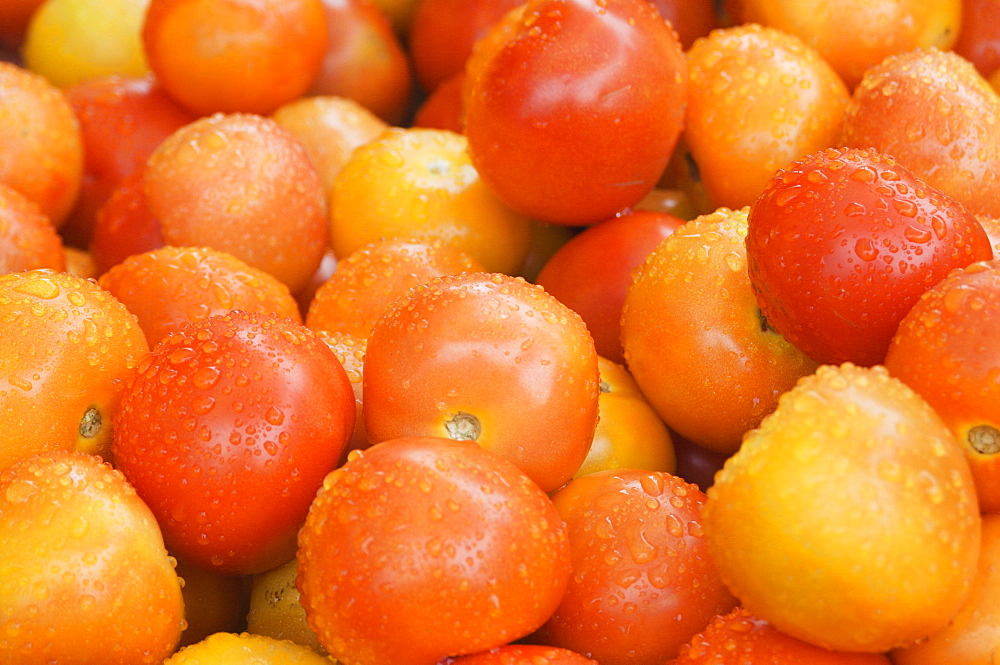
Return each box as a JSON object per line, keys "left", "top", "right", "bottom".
{"left": 704, "top": 363, "right": 981, "bottom": 653}
{"left": 0, "top": 450, "right": 185, "bottom": 664}
{"left": 884, "top": 259, "right": 1000, "bottom": 513}
{"left": 113, "top": 310, "right": 355, "bottom": 575}
{"left": 532, "top": 469, "right": 737, "bottom": 664}
{"left": 535, "top": 208, "right": 686, "bottom": 364}
{"left": 464, "top": 0, "right": 688, "bottom": 225}
{"left": 297, "top": 436, "right": 573, "bottom": 665}
{"left": 746, "top": 147, "right": 993, "bottom": 366}
{"left": 363, "top": 272, "right": 600, "bottom": 493}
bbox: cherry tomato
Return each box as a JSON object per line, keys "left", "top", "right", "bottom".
{"left": 113, "top": 310, "right": 356, "bottom": 575}
{"left": 532, "top": 469, "right": 737, "bottom": 664}
{"left": 164, "top": 632, "right": 330, "bottom": 663}
{"left": 297, "top": 436, "right": 573, "bottom": 665}
{"left": 464, "top": 0, "right": 688, "bottom": 225}
{"left": 362, "top": 272, "right": 600, "bottom": 493}
{"left": 839, "top": 47, "right": 1000, "bottom": 218}
{"left": 953, "top": 0, "right": 1000, "bottom": 78}
{"left": 746, "top": 147, "right": 993, "bottom": 366}
{"left": 62, "top": 74, "right": 195, "bottom": 248}
{"left": 142, "top": 0, "right": 328, "bottom": 115}
{"left": 89, "top": 169, "right": 165, "bottom": 275}
{"left": 0, "top": 269, "right": 149, "bottom": 469}
{"left": 535, "top": 208, "right": 686, "bottom": 364}
{"left": 885, "top": 259, "right": 1000, "bottom": 513}
{"left": 444, "top": 645, "right": 598, "bottom": 665}
{"left": 621, "top": 207, "right": 818, "bottom": 454}
{"left": 573, "top": 357, "right": 676, "bottom": 479}
{"left": 246, "top": 557, "right": 326, "bottom": 655}
{"left": 704, "top": 363, "right": 981, "bottom": 653}
{"left": 0, "top": 181, "right": 65, "bottom": 273}
{"left": 684, "top": 23, "right": 849, "bottom": 210}
{"left": 0, "top": 450, "right": 185, "bottom": 664}
{"left": 308, "top": 0, "right": 414, "bottom": 125}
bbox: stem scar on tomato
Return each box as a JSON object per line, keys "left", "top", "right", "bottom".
{"left": 445, "top": 411, "right": 481, "bottom": 441}
{"left": 78, "top": 406, "right": 101, "bottom": 439}
{"left": 970, "top": 425, "right": 1000, "bottom": 455}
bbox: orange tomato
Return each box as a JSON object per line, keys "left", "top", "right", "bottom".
{"left": 0, "top": 269, "right": 148, "bottom": 469}
{"left": 329, "top": 127, "right": 532, "bottom": 275}
{"left": 0, "top": 182, "right": 65, "bottom": 273}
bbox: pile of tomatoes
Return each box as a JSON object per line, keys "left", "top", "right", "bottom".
{"left": 1, "top": 0, "right": 999, "bottom": 663}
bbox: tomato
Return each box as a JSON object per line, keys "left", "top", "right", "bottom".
{"left": 408, "top": 0, "right": 524, "bottom": 93}
{"left": 362, "top": 272, "right": 600, "bottom": 493}
{"left": 61, "top": 74, "right": 195, "bottom": 248}
{"left": 271, "top": 94, "right": 387, "bottom": 201}
{"left": 884, "top": 259, "right": 1000, "bottom": 513}
{"left": 411, "top": 70, "right": 466, "bottom": 134}
{"left": 745, "top": 147, "right": 993, "bottom": 367}
{"left": 164, "top": 632, "right": 330, "bottom": 664}
{"left": 444, "top": 645, "right": 598, "bottom": 665}
{"left": 21, "top": 0, "right": 150, "bottom": 88}
{"left": 621, "top": 207, "right": 818, "bottom": 455}
{"left": 0, "top": 0, "right": 46, "bottom": 48}
{"left": 0, "top": 61, "right": 83, "bottom": 227}
{"left": 305, "top": 235, "right": 484, "bottom": 341}
{"left": 532, "top": 469, "right": 737, "bottom": 664}
{"left": 112, "top": 310, "right": 356, "bottom": 575}
{"left": 535, "top": 208, "right": 686, "bottom": 364}
{"left": 0, "top": 181, "right": 65, "bottom": 273}
{"left": 143, "top": 113, "right": 329, "bottom": 295}
{"left": 247, "top": 557, "right": 327, "bottom": 655}
{"left": 98, "top": 245, "right": 303, "bottom": 348}
{"left": 142, "top": 0, "right": 328, "bottom": 115}
{"left": 329, "top": 127, "right": 531, "bottom": 276}
{"left": 647, "top": 0, "right": 717, "bottom": 49}
{"left": 0, "top": 269, "right": 149, "bottom": 469}
{"left": 891, "top": 513, "right": 1000, "bottom": 664}
{"left": 463, "top": 0, "right": 688, "bottom": 225}
{"left": 0, "top": 450, "right": 185, "bottom": 664}
{"left": 173, "top": 557, "right": 249, "bottom": 648}
{"left": 839, "top": 47, "right": 1000, "bottom": 218}
{"left": 89, "top": 169, "right": 165, "bottom": 275}
{"left": 704, "top": 363, "right": 981, "bottom": 653}
{"left": 297, "top": 436, "right": 573, "bottom": 665}
{"left": 953, "top": 0, "right": 1000, "bottom": 78}
{"left": 308, "top": 0, "right": 414, "bottom": 125}
{"left": 736, "top": 0, "right": 960, "bottom": 88}
{"left": 684, "top": 23, "right": 849, "bottom": 210}
{"left": 572, "top": 356, "right": 676, "bottom": 479}
{"left": 670, "top": 607, "right": 892, "bottom": 665}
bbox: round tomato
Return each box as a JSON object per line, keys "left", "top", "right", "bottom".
{"left": 704, "top": 363, "right": 981, "bottom": 653}
{"left": 746, "top": 147, "right": 993, "bottom": 366}
{"left": 464, "top": 0, "right": 688, "bottom": 225}
{"left": 362, "top": 272, "right": 600, "bottom": 493}
{"left": 113, "top": 310, "right": 355, "bottom": 575}
{"left": 297, "top": 436, "right": 573, "bottom": 665}
{"left": 532, "top": 469, "right": 737, "bottom": 664}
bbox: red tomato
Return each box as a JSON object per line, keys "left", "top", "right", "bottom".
{"left": 746, "top": 147, "right": 993, "bottom": 366}
{"left": 531, "top": 469, "right": 737, "bottom": 664}
{"left": 363, "top": 272, "right": 600, "bottom": 493}
{"left": 61, "top": 74, "right": 195, "bottom": 248}
{"left": 464, "top": 0, "right": 688, "bottom": 225}
{"left": 113, "top": 310, "right": 355, "bottom": 575}
{"left": 953, "top": 0, "right": 1000, "bottom": 78}
{"left": 444, "top": 645, "right": 598, "bottom": 665}
{"left": 297, "top": 436, "right": 573, "bottom": 665}
{"left": 535, "top": 208, "right": 686, "bottom": 363}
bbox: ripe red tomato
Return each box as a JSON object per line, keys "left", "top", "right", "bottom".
{"left": 297, "top": 436, "right": 573, "bottom": 665}
{"left": 363, "top": 272, "right": 600, "bottom": 493}
{"left": 746, "top": 147, "right": 993, "bottom": 366}
{"left": 464, "top": 0, "right": 688, "bottom": 225}
{"left": 535, "top": 208, "right": 686, "bottom": 364}
{"left": 532, "top": 469, "right": 737, "bottom": 664}
{"left": 113, "top": 310, "right": 356, "bottom": 575}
